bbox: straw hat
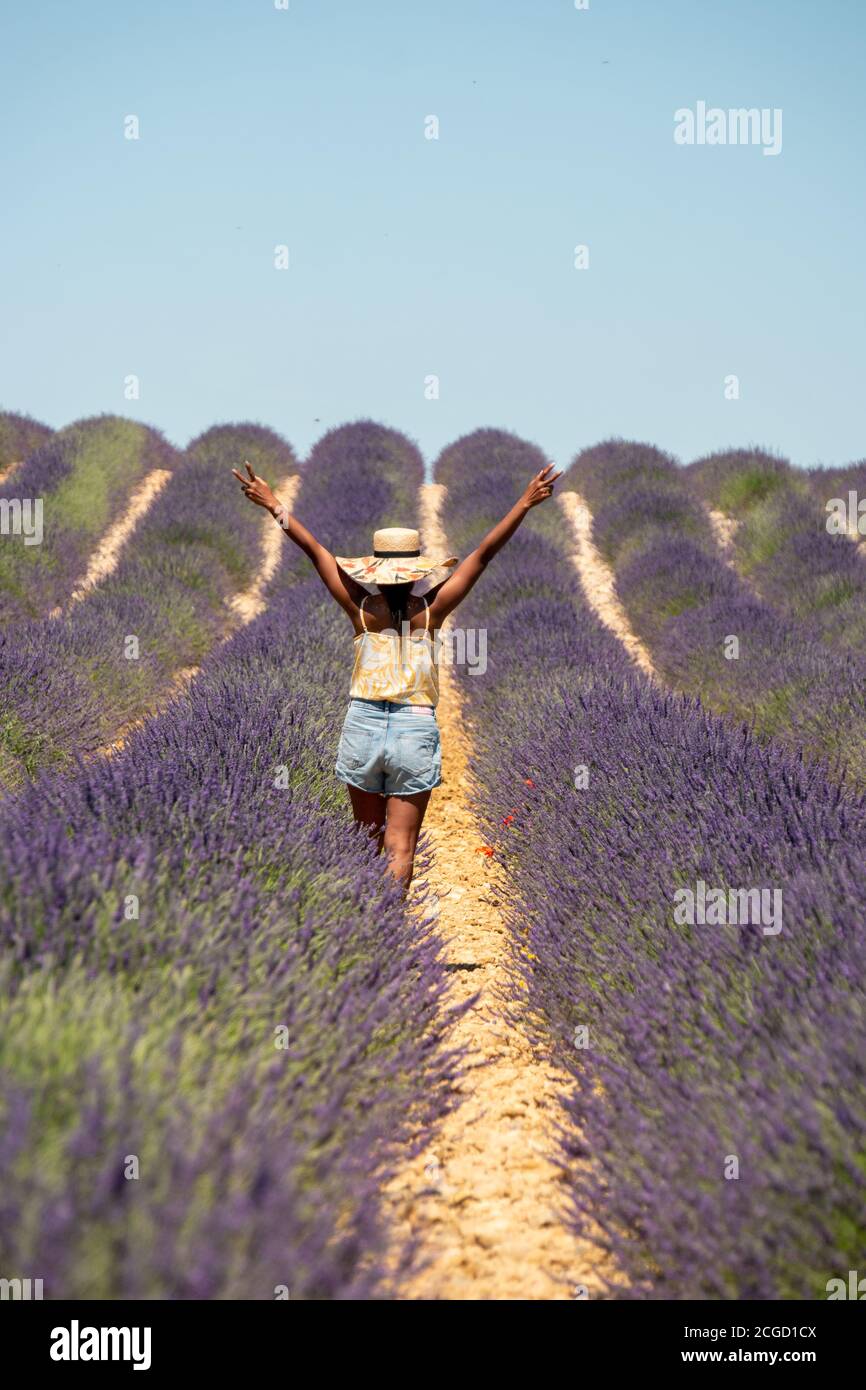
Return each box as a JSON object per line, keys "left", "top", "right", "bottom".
{"left": 335, "top": 527, "right": 458, "bottom": 590}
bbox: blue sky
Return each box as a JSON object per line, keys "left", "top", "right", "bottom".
{"left": 2, "top": 0, "right": 864, "bottom": 471}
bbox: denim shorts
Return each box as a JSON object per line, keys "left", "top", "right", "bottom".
{"left": 335, "top": 698, "right": 442, "bottom": 797}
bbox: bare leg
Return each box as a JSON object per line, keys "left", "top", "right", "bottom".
{"left": 348, "top": 784, "right": 386, "bottom": 855}
{"left": 383, "top": 790, "right": 431, "bottom": 892}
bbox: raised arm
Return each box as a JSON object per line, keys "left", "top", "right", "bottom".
{"left": 231, "top": 462, "right": 367, "bottom": 617}
{"left": 427, "top": 464, "right": 562, "bottom": 624}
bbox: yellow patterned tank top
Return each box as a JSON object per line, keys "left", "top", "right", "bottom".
{"left": 350, "top": 596, "right": 439, "bottom": 706}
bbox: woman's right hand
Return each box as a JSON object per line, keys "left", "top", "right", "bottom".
{"left": 232, "top": 461, "right": 278, "bottom": 511}
{"left": 520, "top": 463, "right": 562, "bottom": 509}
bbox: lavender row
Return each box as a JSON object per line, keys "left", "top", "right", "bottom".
{"left": 688, "top": 447, "right": 866, "bottom": 652}
{"left": 0, "top": 421, "right": 448, "bottom": 1299}
{"left": 567, "top": 440, "right": 866, "bottom": 786}
{"left": 0, "top": 423, "right": 296, "bottom": 790}
{"left": 0, "top": 415, "right": 176, "bottom": 625}
{"left": 266, "top": 419, "right": 424, "bottom": 592}
{"left": 437, "top": 429, "right": 866, "bottom": 1298}
{"left": 0, "top": 410, "right": 53, "bottom": 474}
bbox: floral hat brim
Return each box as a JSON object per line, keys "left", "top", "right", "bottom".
{"left": 334, "top": 553, "right": 458, "bottom": 587}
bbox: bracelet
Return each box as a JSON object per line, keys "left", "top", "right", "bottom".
{"left": 273, "top": 503, "right": 290, "bottom": 530}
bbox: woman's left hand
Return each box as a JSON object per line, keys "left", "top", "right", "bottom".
{"left": 521, "top": 463, "right": 563, "bottom": 509}
{"left": 232, "top": 461, "right": 277, "bottom": 510}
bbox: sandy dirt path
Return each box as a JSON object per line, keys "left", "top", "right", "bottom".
{"left": 97, "top": 475, "right": 299, "bottom": 757}
{"left": 558, "top": 491, "right": 657, "bottom": 679}
{"left": 705, "top": 505, "right": 739, "bottom": 559}
{"left": 383, "top": 482, "right": 609, "bottom": 1301}
{"left": 61, "top": 468, "right": 173, "bottom": 609}
{"left": 705, "top": 505, "right": 769, "bottom": 595}
{"left": 703, "top": 503, "right": 753, "bottom": 583}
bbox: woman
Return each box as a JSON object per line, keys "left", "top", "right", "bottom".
{"left": 233, "top": 460, "right": 561, "bottom": 889}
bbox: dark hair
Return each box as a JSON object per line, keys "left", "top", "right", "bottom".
{"left": 378, "top": 582, "right": 413, "bottom": 632}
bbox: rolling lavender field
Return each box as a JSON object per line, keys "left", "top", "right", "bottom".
{"left": 0, "top": 411, "right": 864, "bottom": 1300}
{"left": 442, "top": 431, "right": 866, "bottom": 1297}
